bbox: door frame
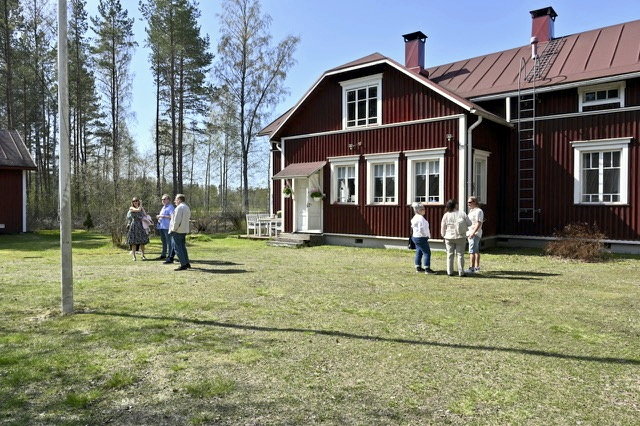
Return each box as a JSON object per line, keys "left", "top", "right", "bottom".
{"left": 292, "top": 174, "right": 323, "bottom": 233}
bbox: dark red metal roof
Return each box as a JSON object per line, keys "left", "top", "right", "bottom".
{"left": 272, "top": 161, "right": 326, "bottom": 179}
{"left": 0, "top": 130, "right": 36, "bottom": 170}
{"left": 427, "top": 19, "right": 640, "bottom": 99}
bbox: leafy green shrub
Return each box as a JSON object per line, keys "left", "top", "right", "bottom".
{"left": 545, "top": 222, "right": 606, "bottom": 262}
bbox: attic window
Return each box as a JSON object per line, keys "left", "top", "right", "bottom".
{"left": 340, "top": 74, "right": 382, "bottom": 129}
{"left": 578, "top": 82, "right": 625, "bottom": 112}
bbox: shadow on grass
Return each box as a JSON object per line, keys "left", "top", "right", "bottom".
{"left": 194, "top": 260, "right": 240, "bottom": 266}
{"left": 188, "top": 267, "right": 248, "bottom": 274}
{"left": 0, "top": 231, "right": 108, "bottom": 252}
{"left": 88, "top": 311, "right": 640, "bottom": 366}
{"left": 467, "top": 270, "right": 561, "bottom": 281}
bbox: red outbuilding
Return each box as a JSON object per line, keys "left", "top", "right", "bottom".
{"left": 0, "top": 130, "right": 37, "bottom": 234}
{"left": 260, "top": 7, "right": 640, "bottom": 253}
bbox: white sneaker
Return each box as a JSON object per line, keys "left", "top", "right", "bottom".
{"left": 474, "top": 267, "right": 480, "bottom": 273}
{"left": 464, "top": 268, "right": 475, "bottom": 274}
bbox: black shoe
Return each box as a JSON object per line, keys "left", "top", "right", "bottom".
{"left": 175, "top": 265, "right": 189, "bottom": 271}
{"left": 415, "top": 266, "right": 425, "bottom": 273}
{"left": 185, "top": 263, "right": 191, "bottom": 269}
{"left": 163, "top": 259, "right": 174, "bottom": 264}
{"left": 424, "top": 268, "right": 436, "bottom": 275}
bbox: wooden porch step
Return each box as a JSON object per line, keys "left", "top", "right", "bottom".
{"left": 267, "top": 233, "right": 325, "bottom": 248}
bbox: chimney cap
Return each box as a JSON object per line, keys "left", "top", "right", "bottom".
{"left": 530, "top": 6, "right": 558, "bottom": 20}
{"left": 402, "top": 31, "right": 428, "bottom": 42}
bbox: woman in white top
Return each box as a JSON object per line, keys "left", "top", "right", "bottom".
{"left": 440, "top": 199, "right": 471, "bottom": 277}
{"left": 410, "top": 203, "right": 436, "bottom": 274}
{"left": 466, "top": 196, "right": 484, "bottom": 273}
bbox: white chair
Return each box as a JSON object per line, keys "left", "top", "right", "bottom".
{"left": 246, "top": 214, "right": 259, "bottom": 236}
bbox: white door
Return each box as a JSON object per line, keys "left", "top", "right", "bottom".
{"left": 294, "top": 175, "right": 323, "bottom": 233}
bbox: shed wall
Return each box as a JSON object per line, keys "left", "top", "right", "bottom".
{"left": 0, "top": 169, "right": 23, "bottom": 233}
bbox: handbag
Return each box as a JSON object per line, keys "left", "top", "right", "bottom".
{"left": 408, "top": 236, "right": 415, "bottom": 249}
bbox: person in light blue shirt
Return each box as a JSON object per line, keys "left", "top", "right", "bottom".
{"left": 155, "top": 194, "right": 175, "bottom": 260}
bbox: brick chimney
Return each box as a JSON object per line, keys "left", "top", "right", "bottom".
{"left": 530, "top": 6, "right": 558, "bottom": 43}
{"left": 402, "top": 31, "right": 428, "bottom": 76}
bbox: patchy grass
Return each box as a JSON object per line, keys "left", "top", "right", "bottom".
{"left": 0, "top": 230, "right": 638, "bottom": 424}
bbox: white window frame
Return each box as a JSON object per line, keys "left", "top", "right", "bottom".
{"left": 364, "top": 152, "right": 400, "bottom": 205}
{"left": 339, "top": 74, "right": 382, "bottom": 129}
{"left": 578, "top": 82, "right": 625, "bottom": 112}
{"left": 405, "top": 148, "right": 447, "bottom": 206}
{"left": 329, "top": 155, "right": 360, "bottom": 205}
{"left": 472, "top": 149, "right": 490, "bottom": 205}
{"left": 571, "top": 137, "right": 630, "bottom": 205}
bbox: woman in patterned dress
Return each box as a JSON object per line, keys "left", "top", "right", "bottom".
{"left": 126, "top": 197, "right": 150, "bottom": 261}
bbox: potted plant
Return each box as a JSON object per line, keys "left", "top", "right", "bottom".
{"left": 310, "top": 189, "right": 323, "bottom": 201}
{"left": 282, "top": 185, "right": 292, "bottom": 198}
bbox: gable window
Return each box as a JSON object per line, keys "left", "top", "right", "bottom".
{"left": 365, "top": 152, "right": 399, "bottom": 205}
{"left": 340, "top": 74, "right": 382, "bottom": 129}
{"left": 329, "top": 155, "right": 360, "bottom": 204}
{"left": 572, "top": 138, "right": 630, "bottom": 205}
{"left": 578, "top": 82, "right": 625, "bottom": 112}
{"left": 405, "top": 148, "right": 446, "bottom": 205}
{"left": 472, "top": 150, "right": 490, "bottom": 204}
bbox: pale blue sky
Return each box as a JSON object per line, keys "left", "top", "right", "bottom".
{"left": 87, "top": 0, "right": 640, "bottom": 152}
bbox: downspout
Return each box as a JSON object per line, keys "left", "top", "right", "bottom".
{"left": 270, "top": 141, "right": 282, "bottom": 216}
{"left": 466, "top": 113, "right": 483, "bottom": 207}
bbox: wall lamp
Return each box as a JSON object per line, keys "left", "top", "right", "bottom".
{"left": 348, "top": 141, "right": 362, "bottom": 150}
{"left": 446, "top": 133, "right": 453, "bottom": 142}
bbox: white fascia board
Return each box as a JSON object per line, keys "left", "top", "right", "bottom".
{"left": 470, "top": 71, "right": 640, "bottom": 102}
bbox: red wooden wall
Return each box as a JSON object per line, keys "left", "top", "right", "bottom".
{"left": 499, "top": 110, "right": 640, "bottom": 240}
{"left": 0, "top": 169, "right": 23, "bottom": 233}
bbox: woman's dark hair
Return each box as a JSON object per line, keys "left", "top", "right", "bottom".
{"left": 445, "top": 199, "right": 458, "bottom": 212}
{"left": 131, "top": 197, "right": 140, "bottom": 207}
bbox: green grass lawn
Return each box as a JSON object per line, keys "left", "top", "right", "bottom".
{"left": 1, "top": 231, "right": 639, "bottom": 424}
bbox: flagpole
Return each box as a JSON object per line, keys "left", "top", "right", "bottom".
{"left": 58, "top": 0, "right": 73, "bottom": 314}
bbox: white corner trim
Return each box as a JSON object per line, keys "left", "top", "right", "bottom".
{"left": 458, "top": 116, "right": 467, "bottom": 207}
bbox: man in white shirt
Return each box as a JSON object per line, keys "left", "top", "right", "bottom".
{"left": 466, "top": 196, "right": 484, "bottom": 273}
{"left": 169, "top": 193, "right": 191, "bottom": 271}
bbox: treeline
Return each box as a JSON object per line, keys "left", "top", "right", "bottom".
{"left": 0, "top": 0, "right": 298, "bottom": 240}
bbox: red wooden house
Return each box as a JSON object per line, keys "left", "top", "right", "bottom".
{"left": 260, "top": 7, "right": 640, "bottom": 253}
{"left": 0, "top": 130, "right": 37, "bottom": 234}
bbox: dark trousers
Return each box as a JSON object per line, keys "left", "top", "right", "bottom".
{"left": 171, "top": 232, "right": 189, "bottom": 266}
{"left": 158, "top": 228, "right": 172, "bottom": 258}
